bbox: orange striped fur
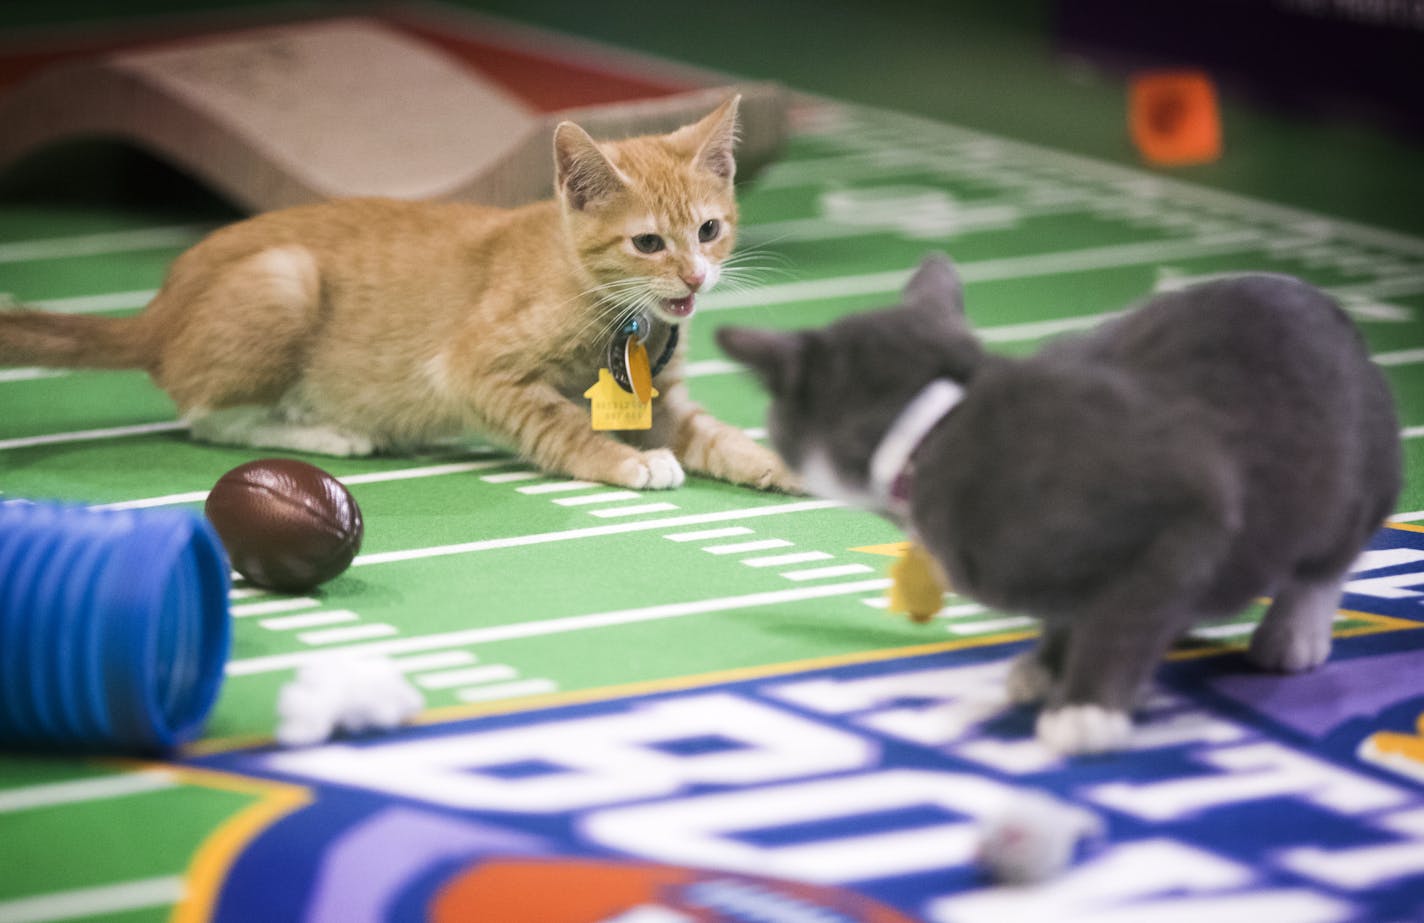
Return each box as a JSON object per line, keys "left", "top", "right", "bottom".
{"left": 0, "top": 97, "right": 797, "bottom": 491}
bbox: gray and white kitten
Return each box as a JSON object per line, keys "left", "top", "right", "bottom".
{"left": 718, "top": 255, "right": 1401, "bottom": 755}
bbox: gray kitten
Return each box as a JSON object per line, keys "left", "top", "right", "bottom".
{"left": 718, "top": 255, "right": 1401, "bottom": 755}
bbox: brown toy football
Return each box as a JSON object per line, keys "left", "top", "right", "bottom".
{"left": 204, "top": 458, "right": 364, "bottom": 592}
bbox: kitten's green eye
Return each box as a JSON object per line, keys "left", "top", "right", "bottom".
{"left": 632, "top": 234, "right": 665, "bottom": 254}
{"left": 698, "top": 219, "right": 721, "bottom": 243}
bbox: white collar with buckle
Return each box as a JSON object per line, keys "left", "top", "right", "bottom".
{"left": 868, "top": 378, "right": 966, "bottom": 514}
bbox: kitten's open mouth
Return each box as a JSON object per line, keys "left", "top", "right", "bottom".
{"left": 661, "top": 295, "right": 696, "bottom": 319}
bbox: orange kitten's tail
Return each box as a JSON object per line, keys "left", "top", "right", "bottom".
{"left": 0, "top": 306, "right": 155, "bottom": 371}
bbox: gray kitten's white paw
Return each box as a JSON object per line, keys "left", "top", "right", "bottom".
{"left": 618, "top": 448, "right": 685, "bottom": 490}
{"left": 1006, "top": 653, "right": 1055, "bottom": 705}
{"left": 1248, "top": 576, "right": 1341, "bottom": 673}
{"left": 1247, "top": 621, "right": 1333, "bottom": 673}
{"left": 1036, "top": 705, "right": 1132, "bottom": 755}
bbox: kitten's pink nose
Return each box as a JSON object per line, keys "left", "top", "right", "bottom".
{"left": 681, "top": 271, "right": 706, "bottom": 292}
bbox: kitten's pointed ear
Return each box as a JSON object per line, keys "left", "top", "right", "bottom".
{"left": 716, "top": 325, "right": 801, "bottom": 395}
{"left": 554, "top": 121, "right": 629, "bottom": 210}
{"left": 902, "top": 253, "right": 966, "bottom": 318}
{"left": 677, "top": 95, "right": 740, "bottom": 182}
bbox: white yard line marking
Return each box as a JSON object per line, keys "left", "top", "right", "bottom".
{"left": 31, "top": 289, "right": 157, "bottom": 315}
{"left": 1341, "top": 298, "right": 1415, "bottom": 324}
{"left": 1406, "top": 426, "right": 1424, "bottom": 440}
{"left": 947, "top": 616, "right": 1037, "bottom": 636}
{"left": 1190, "top": 614, "right": 1341, "bottom": 642}
{"left": 0, "top": 367, "right": 67, "bottom": 383}
{"left": 337, "top": 460, "right": 509, "bottom": 485}
{"left": 780, "top": 563, "right": 877, "bottom": 581}
{"left": 226, "top": 577, "right": 892, "bottom": 676}
{"left": 1334, "top": 273, "right": 1424, "bottom": 300}
{"left": 390, "top": 651, "right": 477, "bottom": 672}
{"left": 1159, "top": 271, "right": 1422, "bottom": 322}
{"left": 93, "top": 488, "right": 210, "bottom": 511}
{"left": 1353, "top": 548, "right": 1424, "bottom": 571}
{"left": 741, "top": 201, "right": 1031, "bottom": 244}
{"left": 456, "top": 678, "right": 558, "bottom": 703}
{"left": 741, "top": 551, "right": 834, "bottom": 568}
{"left": 0, "top": 421, "right": 186, "bottom": 452}
{"left": 230, "top": 598, "right": 319, "bottom": 618}
{"left": 587, "top": 502, "right": 680, "bottom": 518}
{"left": 0, "top": 224, "right": 212, "bottom": 264}
{"left": 700, "top": 230, "right": 1267, "bottom": 311}
{"left": 836, "top": 107, "right": 1424, "bottom": 257}
{"left": 626, "top": 300, "right": 1420, "bottom": 386}
{"left": 351, "top": 500, "right": 842, "bottom": 567}
{"left": 703, "top": 539, "right": 795, "bottom": 555}
{"left": 858, "top": 599, "right": 986, "bottom": 620}
{"left": 0, "top": 770, "right": 175, "bottom": 814}
{"left": 1392, "top": 511, "right": 1424, "bottom": 523}
{"left": 481, "top": 471, "right": 540, "bottom": 483}
{"left": 684, "top": 359, "right": 743, "bottom": 378}
{"left": 0, "top": 876, "right": 185, "bottom": 923}
{"left": 977, "top": 311, "right": 1125, "bottom": 344}
{"left": 691, "top": 313, "right": 1124, "bottom": 383}
{"left": 553, "top": 490, "right": 643, "bottom": 506}
{"left": 94, "top": 459, "right": 508, "bottom": 510}
{"left": 259, "top": 610, "right": 360, "bottom": 631}
{"left": 1374, "top": 348, "right": 1424, "bottom": 366}
{"left": 755, "top": 150, "right": 920, "bottom": 188}
{"left": 938, "top": 603, "right": 991, "bottom": 619}
{"left": 298, "top": 623, "right": 400, "bottom": 646}
{"left": 414, "top": 664, "right": 519, "bottom": 690}
{"left": 515, "top": 480, "right": 600, "bottom": 494}
{"left": 664, "top": 526, "right": 756, "bottom": 542}
{"left": 1190, "top": 622, "right": 1256, "bottom": 640}
{"left": 228, "top": 587, "right": 265, "bottom": 600}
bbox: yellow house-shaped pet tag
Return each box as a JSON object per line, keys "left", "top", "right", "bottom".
{"left": 585, "top": 368, "right": 658, "bottom": 431}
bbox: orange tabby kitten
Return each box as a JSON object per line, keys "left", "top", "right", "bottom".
{"left": 0, "top": 97, "right": 797, "bottom": 491}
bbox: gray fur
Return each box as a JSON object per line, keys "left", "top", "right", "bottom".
{"left": 717, "top": 254, "right": 1401, "bottom": 754}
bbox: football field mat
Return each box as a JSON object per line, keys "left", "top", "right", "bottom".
{"left": 4, "top": 9, "right": 1424, "bottom": 922}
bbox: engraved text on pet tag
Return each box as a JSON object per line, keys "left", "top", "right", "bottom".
{"left": 585, "top": 369, "right": 658, "bottom": 431}
{"left": 588, "top": 314, "right": 665, "bottom": 430}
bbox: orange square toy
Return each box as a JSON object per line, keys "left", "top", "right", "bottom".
{"left": 1129, "top": 70, "right": 1222, "bottom": 167}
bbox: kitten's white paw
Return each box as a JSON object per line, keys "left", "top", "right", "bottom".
{"left": 1248, "top": 576, "right": 1341, "bottom": 674}
{"left": 1248, "top": 621, "right": 1332, "bottom": 673}
{"left": 618, "top": 449, "right": 685, "bottom": 490}
{"left": 281, "top": 428, "right": 375, "bottom": 457}
{"left": 1006, "top": 653, "right": 1054, "bottom": 705}
{"left": 1036, "top": 705, "right": 1132, "bottom": 756}
{"left": 189, "top": 408, "right": 376, "bottom": 457}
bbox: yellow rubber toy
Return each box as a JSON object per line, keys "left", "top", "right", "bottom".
{"left": 888, "top": 542, "right": 948, "bottom": 623}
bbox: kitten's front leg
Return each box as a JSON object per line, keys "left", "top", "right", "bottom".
{"left": 1037, "top": 607, "right": 1186, "bottom": 756}
{"left": 1005, "top": 622, "right": 1069, "bottom": 705}
{"left": 1247, "top": 571, "right": 1343, "bottom": 673}
{"left": 645, "top": 382, "right": 802, "bottom": 492}
{"left": 479, "top": 378, "right": 684, "bottom": 489}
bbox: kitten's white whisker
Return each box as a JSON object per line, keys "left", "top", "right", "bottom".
{"left": 565, "top": 278, "right": 657, "bottom": 343}
{"left": 564, "top": 276, "right": 655, "bottom": 309}
{"left": 583, "top": 296, "right": 649, "bottom": 346}
{"left": 573, "top": 303, "right": 632, "bottom": 344}
{"left": 724, "top": 261, "right": 794, "bottom": 279}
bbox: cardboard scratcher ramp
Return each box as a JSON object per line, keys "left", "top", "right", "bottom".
{"left": 0, "top": 18, "right": 789, "bottom": 212}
